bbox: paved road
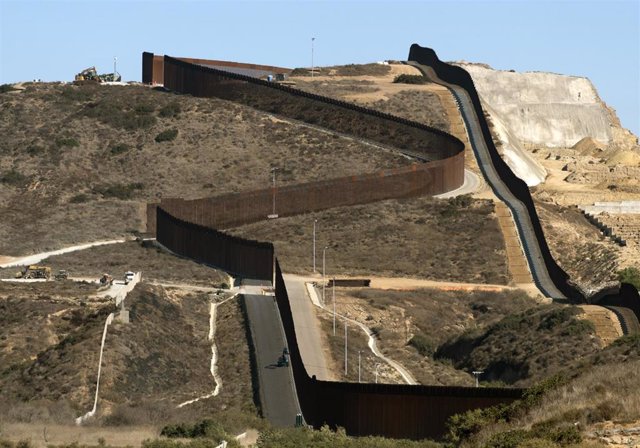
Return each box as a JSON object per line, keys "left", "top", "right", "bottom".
{"left": 434, "top": 169, "right": 483, "bottom": 199}
{"left": 283, "top": 274, "right": 333, "bottom": 380}
{"left": 243, "top": 293, "right": 299, "bottom": 427}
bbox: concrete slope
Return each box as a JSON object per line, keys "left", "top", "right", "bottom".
{"left": 242, "top": 294, "right": 300, "bottom": 427}
{"left": 457, "top": 63, "right": 614, "bottom": 148}
{"left": 410, "top": 62, "right": 566, "bottom": 299}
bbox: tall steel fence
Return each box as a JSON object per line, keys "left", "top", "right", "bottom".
{"left": 146, "top": 159, "right": 465, "bottom": 234}
{"left": 407, "top": 44, "right": 640, "bottom": 315}
{"left": 156, "top": 207, "right": 274, "bottom": 281}
{"left": 156, "top": 206, "right": 522, "bottom": 439}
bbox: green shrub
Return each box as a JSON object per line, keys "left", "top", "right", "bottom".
{"left": 25, "top": 145, "right": 45, "bottom": 156}
{"left": 155, "top": 129, "right": 178, "bottom": 142}
{"left": 69, "top": 193, "right": 90, "bottom": 203}
{"left": 0, "top": 169, "right": 28, "bottom": 186}
{"left": 484, "top": 429, "right": 530, "bottom": 448}
{"left": 561, "top": 319, "right": 594, "bottom": 336}
{"left": 109, "top": 143, "right": 130, "bottom": 155}
{"left": 56, "top": 137, "right": 79, "bottom": 148}
{"left": 159, "top": 101, "right": 182, "bottom": 118}
{"left": 290, "top": 68, "right": 311, "bottom": 76}
{"left": 135, "top": 103, "right": 155, "bottom": 114}
{"left": 409, "top": 333, "right": 434, "bottom": 357}
{"left": 83, "top": 100, "right": 157, "bottom": 130}
{"left": 618, "top": 267, "right": 640, "bottom": 289}
{"left": 393, "top": 74, "right": 428, "bottom": 85}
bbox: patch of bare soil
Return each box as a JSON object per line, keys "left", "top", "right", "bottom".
{"left": 0, "top": 241, "right": 229, "bottom": 287}
{"left": 0, "top": 83, "right": 409, "bottom": 255}
{"left": 230, "top": 196, "right": 510, "bottom": 285}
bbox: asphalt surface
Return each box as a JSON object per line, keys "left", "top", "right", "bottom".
{"left": 410, "top": 62, "right": 566, "bottom": 299}
{"left": 243, "top": 293, "right": 299, "bottom": 427}
{"left": 283, "top": 274, "right": 333, "bottom": 380}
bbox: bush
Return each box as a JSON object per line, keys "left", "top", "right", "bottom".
{"left": 55, "top": 137, "right": 79, "bottom": 148}
{"left": 393, "top": 74, "right": 428, "bottom": 85}
{"left": 155, "top": 129, "right": 178, "bottom": 142}
{"left": 83, "top": 100, "right": 157, "bottom": 130}
{"left": 69, "top": 193, "right": 90, "bottom": 203}
{"left": 159, "top": 101, "right": 182, "bottom": 118}
{"left": 0, "top": 169, "right": 28, "bottom": 186}
{"left": 408, "top": 333, "right": 434, "bottom": 357}
{"left": 109, "top": 143, "right": 130, "bottom": 155}
{"left": 618, "top": 267, "right": 640, "bottom": 289}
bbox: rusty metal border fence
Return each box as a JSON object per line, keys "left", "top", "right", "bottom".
{"left": 157, "top": 204, "right": 523, "bottom": 439}
{"left": 156, "top": 207, "right": 274, "bottom": 281}
{"left": 146, "top": 157, "right": 465, "bottom": 234}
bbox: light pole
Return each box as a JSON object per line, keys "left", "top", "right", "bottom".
{"left": 311, "top": 37, "right": 315, "bottom": 78}
{"left": 358, "top": 350, "right": 362, "bottom": 383}
{"left": 344, "top": 320, "right": 348, "bottom": 377}
{"left": 313, "top": 219, "right": 317, "bottom": 273}
{"left": 332, "top": 277, "right": 336, "bottom": 336}
{"left": 113, "top": 56, "right": 117, "bottom": 78}
{"left": 322, "top": 246, "right": 328, "bottom": 305}
{"left": 269, "top": 168, "right": 278, "bottom": 218}
{"left": 375, "top": 363, "right": 382, "bottom": 384}
{"left": 472, "top": 370, "right": 484, "bottom": 388}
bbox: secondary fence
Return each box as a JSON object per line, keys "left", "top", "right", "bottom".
{"left": 407, "top": 44, "right": 640, "bottom": 315}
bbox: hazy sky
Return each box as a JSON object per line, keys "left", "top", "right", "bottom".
{"left": 1, "top": 0, "right": 638, "bottom": 135}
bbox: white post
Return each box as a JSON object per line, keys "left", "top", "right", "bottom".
{"left": 358, "top": 351, "right": 361, "bottom": 383}
{"left": 322, "top": 246, "right": 328, "bottom": 305}
{"left": 313, "top": 219, "right": 317, "bottom": 273}
{"left": 113, "top": 57, "right": 117, "bottom": 77}
{"left": 271, "top": 168, "right": 277, "bottom": 216}
{"left": 473, "top": 370, "right": 484, "bottom": 388}
{"left": 344, "top": 320, "right": 348, "bottom": 377}
{"left": 311, "top": 37, "right": 315, "bottom": 78}
{"left": 332, "top": 278, "right": 336, "bottom": 336}
{"left": 375, "top": 363, "right": 382, "bottom": 384}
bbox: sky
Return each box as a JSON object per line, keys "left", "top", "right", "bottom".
{"left": 1, "top": 0, "right": 638, "bottom": 135}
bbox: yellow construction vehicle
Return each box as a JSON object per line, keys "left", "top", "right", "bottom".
{"left": 15, "top": 265, "right": 52, "bottom": 280}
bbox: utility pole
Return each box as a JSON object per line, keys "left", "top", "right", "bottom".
{"left": 113, "top": 56, "right": 117, "bottom": 78}
{"left": 313, "top": 219, "right": 317, "bottom": 273}
{"left": 332, "top": 278, "right": 336, "bottom": 336}
{"left": 311, "top": 37, "right": 315, "bottom": 78}
{"left": 375, "top": 363, "right": 382, "bottom": 384}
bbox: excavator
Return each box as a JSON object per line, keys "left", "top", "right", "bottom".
{"left": 74, "top": 66, "right": 121, "bottom": 84}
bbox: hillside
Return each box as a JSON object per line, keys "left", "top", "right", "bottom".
{"left": 0, "top": 279, "right": 256, "bottom": 431}
{"left": 0, "top": 82, "right": 410, "bottom": 255}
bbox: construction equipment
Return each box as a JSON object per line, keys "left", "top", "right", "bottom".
{"left": 100, "top": 273, "right": 113, "bottom": 286}
{"left": 54, "top": 270, "right": 69, "bottom": 280}
{"left": 74, "top": 66, "right": 121, "bottom": 83}
{"left": 15, "top": 265, "right": 51, "bottom": 280}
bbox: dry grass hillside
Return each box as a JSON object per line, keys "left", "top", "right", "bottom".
{"left": 0, "top": 83, "right": 410, "bottom": 255}
{"left": 0, "top": 280, "right": 256, "bottom": 433}
{"left": 230, "top": 195, "right": 510, "bottom": 284}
